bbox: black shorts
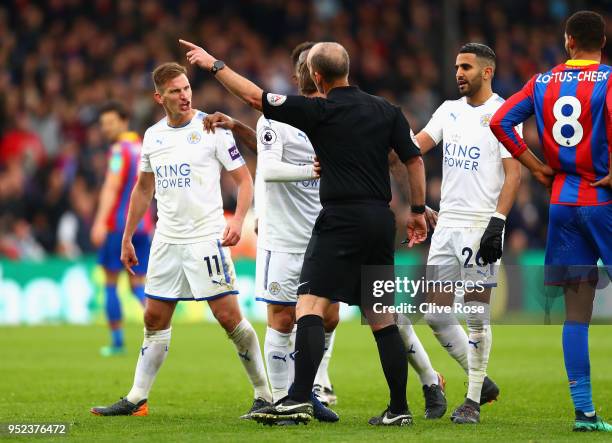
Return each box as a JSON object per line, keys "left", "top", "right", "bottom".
{"left": 297, "top": 201, "right": 395, "bottom": 306}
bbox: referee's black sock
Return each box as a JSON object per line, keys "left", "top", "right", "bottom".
{"left": 373, "top": 324, "right": 408, "bottom": 414}
{"left": 289, "top": 314, "right": 325, "bottom": 403}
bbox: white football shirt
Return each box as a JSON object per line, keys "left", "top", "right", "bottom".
{"left": 140, "top": 110, "right": 245, "bottom": 244}
{"left": 255, "top": 116, "right": 321, "bottom": 253}
{"left": 422, "top": 94, "right": 521, "bottom": 227}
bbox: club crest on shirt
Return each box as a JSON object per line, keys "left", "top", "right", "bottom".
{"left": 480, "top": 113, "right": 492, "bottom": 127}
{"left": 268, "top": 282, "right": 281, "bottom": 295}
{"left": 260, "top": 128, "right": 277, "bottom": 146}
{"left": 267, "top": 93, "right": 287, "bottom": 106}
{"left": 187, "top": 131, "right": 201, "bottom": 144}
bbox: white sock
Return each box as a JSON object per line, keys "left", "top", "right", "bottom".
{"left": 398, "top": 322, "right": 439, "bottom": 386}
{"left": 264, "top": 327, "right": 292, "bottom": 402}
{"left": 287, "top": 324, "right": 297, "bottom": 389}
{"left": 466, "top": 301, "right": 492, "bottom": 403}
{"left": 126, "top": 328, "right": 171, "bottom": 403}
{"left": 228, "top": 319, "right": 272, "bottom": 402}
{"left": 425, "top": 311, "right": 469, "bottom": 373}
{"left": 314, "top": 330, "right": 336, "bottom": 389}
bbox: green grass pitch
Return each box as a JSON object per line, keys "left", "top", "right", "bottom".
{"left": 2, "top": 321, "right": 612, "bottom": 442}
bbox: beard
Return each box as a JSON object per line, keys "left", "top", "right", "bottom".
{"left": 459, "top": 78, "right": 482, "bottom": 97}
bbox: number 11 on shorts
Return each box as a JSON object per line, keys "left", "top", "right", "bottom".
{"left": 204, "top": 255, "right": 222, "bottom": 277}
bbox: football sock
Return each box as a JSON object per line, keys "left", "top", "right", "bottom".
{"left": 466, "top": 301, "right": 492, "bottom": 403}
{"left": 287, "top": 324, "right": 297, "bottom": 388}
{"left": 374, "top": 325, "right": 408, "bottom": 414}
{"left": 132, "top": 284, "right": 146, "bottom": 306}
{"left": 314, "top": 330, "right": 335, "bottom": 389}
{"left": 425, "top": 311, "right": 469, "bottom": 373}
{"left": 111, "top": 328, "right": 124, "bottom": 349}
{"left": 126, "top": 327, "right": 171, "bottom": 403}
{"left": 264, "top": 326, "right": 292, "bottom": 402}
{"left": 105, "top": 285, "right": 121, "bottom": 323}
{"left": 398, "top": 322, "right": 439, "bottom": 386}
{"left": 290, "top": 315, "right": 325, "bottom": 402}
{"left": 562, "top": 321, "right": 594, "bottom": 415}
{"left": 105, "top": 284, "right": 123, "bottom": 348}
{"left": 228, "top": 319, "right": 271, "bottom": 402}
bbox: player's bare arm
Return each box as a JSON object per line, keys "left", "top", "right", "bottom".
{"left": 180, "top": 39, "right": 264, "bottom": 111}
{"left": 91, "top": 168, "right": 121, "bottom": 247}
{"left": 414, "top": 131, "right": 437, "bottom": 154}
{"left": 223, "top": 165, "right": 253, "bottom": 247}
{"left": 516, "top": 150, "right": 554, "bottom": 192}
{"left": 204, "top": 112, "right": 257, "bottom": 154}
{"left": 404, "top": 155, "right": 428, "bottom": 247}
{"left": 389, "top": 150, "right": 438, "bottom": 229}
{"left": 121, "top": 171, "right": 155, "bottom": 275}
{"left": 479, "top": 157, "right": 521, "bottom": 265}
{"left": 495, "top": 158, "right": 521, "bottom": 216}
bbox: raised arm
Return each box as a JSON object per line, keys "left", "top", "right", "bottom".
{"left": 180, "top": 39, "right": 264, "bottom": 110}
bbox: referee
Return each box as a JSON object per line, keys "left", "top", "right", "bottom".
{"left": 180, "top": 39, "right": 427, "bottom": 426}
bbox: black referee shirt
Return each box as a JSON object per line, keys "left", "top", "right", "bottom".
{"left": 261, "top": 86, "right": 421, "bottom": 205}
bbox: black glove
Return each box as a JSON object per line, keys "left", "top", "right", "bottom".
{"left": 479, "top": 216, "right": 505, "bottom": 265}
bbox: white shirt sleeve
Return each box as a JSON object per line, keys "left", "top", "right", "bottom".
{"left": 256, "top": 118, "right": 316, "bottom": 182}
{"left": 140, "top": 130, "right": 153, "bottom": 172}
{"left": 422, "top": 101, "right": 448, "bottom": 145}
{"left": 215, "top": 129, "right": 246, "bottom": 171}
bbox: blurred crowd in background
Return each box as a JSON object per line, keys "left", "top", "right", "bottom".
{"left": 1, "top": 0, "right": 608, "bottom": 261}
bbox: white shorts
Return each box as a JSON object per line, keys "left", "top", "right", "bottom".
{"left": 255, "top": 248, "right": 304, "bottom": 305}
{"left": 426, "top": 226, "right": 502, "bottom": 288}
{"left": 145, "top": 238, "right": 238, "bottom": 301}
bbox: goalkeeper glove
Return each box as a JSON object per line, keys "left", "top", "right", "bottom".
{"left": 479, "top": 216, "right": 505, "bottom": 264}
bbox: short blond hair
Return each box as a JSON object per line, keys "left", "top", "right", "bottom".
{"left": 152, "top": 62, "right": 187, "bottom": 92}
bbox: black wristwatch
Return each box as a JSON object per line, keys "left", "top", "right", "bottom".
{"left": 411, "top": 205, "right": 426, "bottom": 214}
{"left": 210, "top": 60, "right": 225, "bottom": 75}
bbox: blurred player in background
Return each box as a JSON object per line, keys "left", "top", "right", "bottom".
{"left": 91, "top": 62, "right": 272, "bottom": 417}
{"left": 491, "top": 10, "right": 612, "bottom": 432}
{"left": 414, "top": 43, "right": 521, "bottom": 423}
{"left": 91, "top": 101, "right": 153, "bottom": 357}
{"left": 204, "top": 42, "right": 340, "bottom": 423}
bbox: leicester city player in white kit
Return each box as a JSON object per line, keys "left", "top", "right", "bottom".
{"left": 254, "top": 44, "right": 340, "bottom": 409}
{"left": 204, "top": 43, "right": 340, "bottom": 421}
{"left": 91, "top": 62, "right": 272, "bottom": 417}
{"left": 414, "top": 44, "right": 521, "bottom": 424}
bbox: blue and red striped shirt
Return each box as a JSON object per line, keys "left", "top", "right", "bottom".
{"left": 491, "top": 60, "right": 612, "bottom": 206}
{"left": 106, "top": 131, "right": 154, "bottom": 233}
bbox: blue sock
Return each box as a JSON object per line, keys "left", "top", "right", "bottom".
{"left": 105, "top": 285, "right": 123, "bottom": 348}
{"left": 132, "top": 284, "right": 146, "bottom": 306}
{"left": 562, "top": 321, "right": 594, "bottom": 415}
{"left": 111, "top": 328, "right": 124, "bottom": 348}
